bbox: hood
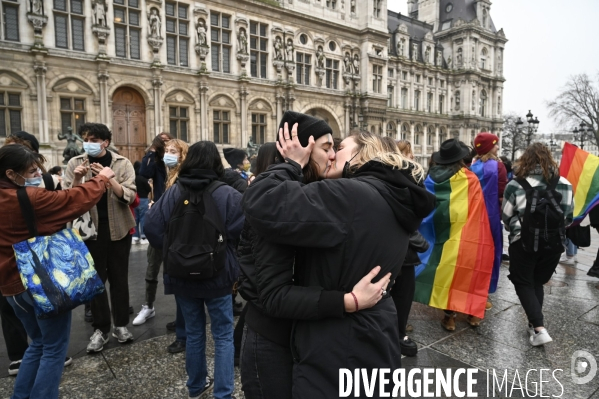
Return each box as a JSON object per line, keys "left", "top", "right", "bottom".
{"left": 428, "top": 164, "right": 463, "bottom": 183}
{"left": 353, "top": 161, "right": 436, "bottom": 233}
{"left": 177, "top": 169, "right": 219, "bottom": 191}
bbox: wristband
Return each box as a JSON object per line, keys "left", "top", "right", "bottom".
{"left": 350, "top": 292, "right": 359, "bottom": 312}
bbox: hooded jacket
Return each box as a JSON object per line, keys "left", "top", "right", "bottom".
{"left": 243, "top": 160, "right": 436, "bottom": 398}
{"left": 144, "top": 169, "right": 244, "bottom": 298}
{"left": 220, "top": 168, "right": 248, "bottom": 193}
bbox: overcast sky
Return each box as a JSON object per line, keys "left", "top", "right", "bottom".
{"left": 387, "top": 0, "right": 599, "bottom": 136}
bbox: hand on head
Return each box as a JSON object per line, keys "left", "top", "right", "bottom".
{"left": 276, "top": 122, "right": 314, "bottom": 168}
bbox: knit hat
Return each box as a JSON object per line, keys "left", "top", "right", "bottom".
{"left": 432, "top": 139, "right": 470, "bottom": 165}
{"left": 474, "top": 132, "right": 499, "bottom": 155}
{"left": 223, "top": 148, "right": 247, "bottom": 168}
{"left": 278, "top": 111, "right": 333, "bottom": 147}
{"left": 12, "top": 131, "right": 40, "bottom": 153}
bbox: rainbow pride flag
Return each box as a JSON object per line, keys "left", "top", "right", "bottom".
{"left": 560, "top": 142, "right": 599, "bottom": 224}
{"left": 414, "top": 168, "right": 495, "bottom": 318}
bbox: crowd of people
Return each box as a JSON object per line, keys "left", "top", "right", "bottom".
{"left": 0, "top": 109, "right": 589, "bottom": 399}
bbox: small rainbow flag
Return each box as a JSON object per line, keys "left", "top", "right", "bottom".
{"left": 560, "top": 142, "right": 599, "bottom": 224}
{"left": 414, "top": 168, "right": 495, "bottom": 318}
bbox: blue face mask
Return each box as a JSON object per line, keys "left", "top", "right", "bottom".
{"left": 16, "top": 170, "right": 42, "bottom": 187}
{"left": 163, "top": 154, "right": 179, "bottom": 168}
{"left": 83, "top": 142, "right": 104, "bottom": 157}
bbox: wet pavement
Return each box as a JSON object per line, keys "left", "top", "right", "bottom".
{"left": 0, "top": 230, "right": 598, "bottom": 398}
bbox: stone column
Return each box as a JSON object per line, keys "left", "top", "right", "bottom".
{"left": 435, "top": 125, "right": 440, "bottom": 151}
{"left": 199, "top": 79, "right": 209, "bottom": 141}
{"left": 239, "top": 83, "right": 248, "bottom": 147}
{"left": 152, "top": 71, "right": 163, "bottom": 135}
{"left": 410, "top": 123, "right": 415, "bottom": 147}
{"left": 422, "top": 125, "right": 428, "bottom": 162}
{"left": 33, "top": 59, "right": 48, "bottom": 143}
{"left": 275, "top": 89, "right": 283, "bottom": 127}
{"left": 97, "top": 67, "right": 109, "bottom": 125}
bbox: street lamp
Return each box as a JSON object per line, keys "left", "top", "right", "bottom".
{"left": 516, "top": 110, "right": 540, "bottom": 146}
{"left": 573, "top": 121, "right": 595, "bottom": 150}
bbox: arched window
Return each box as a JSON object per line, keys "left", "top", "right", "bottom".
{"left": 427, "top": 126, "right": 434, "bottom": 145}
{"left": 401, "top": 123, "right": 409, "bottom": 140}
{"left": 386, "top": 122, "right": 396, "bottom": 136}
{"left": 479, "top": 89, "right": 487, "bottom": 117}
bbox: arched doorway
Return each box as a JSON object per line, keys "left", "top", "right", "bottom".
{"left": 304, "top": 108, "right": 342, "bottom": 138}
{"left": 112, "top": 87, "right": 146, "bottom": 161}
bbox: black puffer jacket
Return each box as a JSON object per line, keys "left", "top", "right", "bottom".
{"left": 220, "top": 168, "right": 247, "bottom": 193}
{"left": 243, "top": 160, "right": 436, "bottom": 398}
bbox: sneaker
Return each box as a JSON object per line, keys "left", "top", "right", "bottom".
{"left": 467, "top": 315, "right": 482, "bottom": 327}
{"left": 112, "top": 327, "right": 134, "bottom": 343}
{"left": 400, "top": 336, "right": 418, "bottom": 357}
{"left": 485, "top": 301, "right": 493, "bottom": 311}
{"left": 133, "top": 305, "right": 156, "bottom": 326}
{"left": 530, "top": 328, "right": 553, "bottom": 346}
{"left": 168, "top": 339, "right": 186, "bottom": 354}
{"left": 8, "top": 357, "right": 72, "bottom": 376}
{"left": 87, "top": 329, "right": 109, "bottom": 353}
{"left": 189, "top": 377, "right": 214, "bottom": 399}
{"left": 64, "top": 356, "right": 73, "bottom": 367}
{"left": 560, "top": 254, "right": 576, "bottom": 265}
{"left": 527, "top": 323, "right": 536, "bottom": 337}
{"left": 132, "top": 237, "right": 140, "bottom": 244}
{"left": 140, "top": 238, "right": 149, "bottom": 245}
{"left": 441, "top": 313, "right": 456, "bottom": 331}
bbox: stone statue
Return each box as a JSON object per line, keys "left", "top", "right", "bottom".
{"left": 247, "top": 136, "right": 259, "bottom": 158}
{"left": 285, "top": 38, "right": 294, "bottom": 61}
{"left": 316, "top": 46, "right": 325, "bottom": 69}
{"left": 58, "top": 127, "right": 84, "bottom": 165}
{"left": 93, "top": 1, "right": 107, "bottom": 27}
{"left": 343, "top": 52, "right": 352, "bottom": 73}
{"left": 196, "top": 19, "right": 206, "bottom": 46}
{"left": 352, "top": 54, "right": 360, "bottom": 74}
{"left": 436, "top": 51, "right": 443, "bottom": 66}
{"left": 472, "top": 90, "right": 476, "bottom": 110}
{"left": 238, "top": 28, "right": 248, "bottom": 54}
{"left": 31, "top": 0, "right": 43, "bottom": 14}
{"left": 456, "top": 49, "right": 463, "bottom": 66}
{"left": 147, "top": 8, "right": 161, "bottom": 38}
{"left": 273, "top": 36, "right": 283, "bottom": 60}
{"left": 497, "top": 51, "right": 503, "bottom": 73}
{"left": 397, "top": 38, "right": 404, "bottom": 57}
{"left": 447, "top": 55, "right": 452, "bottom": 68}
{"left": 455, "top": 91, "right": 461, "bottom": 110}
{"left": 412, "top": 43, "right": 418, "bottom": 61}
{"left": 424, "top": 47, "right": 430, "bottom": 63}
{"left": 350, "top": 0, "right": 355, "bottom": 12}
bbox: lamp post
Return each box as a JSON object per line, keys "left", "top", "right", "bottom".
{"left": 573, "top": 121, "right": 595, "bottom": 150}
{"left": 515, "top": 110, "right": 540, "bottom": 146}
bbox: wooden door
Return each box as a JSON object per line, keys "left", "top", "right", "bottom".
{"left": 112, "top": 88, "right": 147, "bottom": 162}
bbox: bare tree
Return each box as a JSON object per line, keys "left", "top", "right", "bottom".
{"left": 547, "top": 73, "right": 599, "bottom": 145}
{"left": 501, "top": 113, "right": 528, "bottom": 162}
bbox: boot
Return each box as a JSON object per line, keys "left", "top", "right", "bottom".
{"left": 588, "top": 263, "right": 599, "bottom": 278}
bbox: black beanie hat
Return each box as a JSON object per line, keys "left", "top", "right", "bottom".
{"left": 223, "top": 148, "right": 247, "bottom": 168}
{"left": 278, "top": 111, "right": 333, "bottom": 147}
{"left": 13, "top": 131, "right": 40, "bottom": 153}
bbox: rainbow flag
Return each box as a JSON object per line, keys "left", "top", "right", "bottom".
{"left": 414, "top": 168, "right": 495, "bottom": 318}
{"left": 470, "top": 159, "right": 502, "bottom": 294}
{"left": 560, "top": 142, "right": 599, "bottom": 224}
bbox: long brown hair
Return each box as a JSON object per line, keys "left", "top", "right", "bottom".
{"left": 514, "top": 143, "right": 558, "bottom": 181}
{"left": 165, "top": 139, "right": 189, "bottom": 188}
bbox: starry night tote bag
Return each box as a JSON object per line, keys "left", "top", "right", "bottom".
{"left": 12, "top": 188, "right": 105, "bottom": 319}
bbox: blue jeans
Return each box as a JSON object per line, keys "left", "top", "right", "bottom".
{"left": 175, "top": 295, "right": 187, "bottom": 342}
{"left": 7, "top": 292, "right": 71, "bottom": 399}
{"left": 176, "top": 294, "right": 234, "bottom": 399}
{"left": 134, "top": 198, "right": 149, "bottom": 239}
{"left": 566, "top": 238, "right": 578, "bottom": 256}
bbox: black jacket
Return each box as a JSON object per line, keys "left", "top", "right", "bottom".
{"left": 140, "top": 151, "right": 167, "bottom": 201}
{"left": 220, "top": 168, "right": 247, "bottom": 193}
{"left": 243, "top": 160, "right": 436, "bottom": 398}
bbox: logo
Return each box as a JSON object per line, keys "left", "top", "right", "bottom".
{"left": 571, "top": 350, "right": 597, "bottom": 385}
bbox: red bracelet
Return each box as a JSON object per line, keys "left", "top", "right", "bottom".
{"left": 350, "top": 292, "right": 359, "bottom": 312}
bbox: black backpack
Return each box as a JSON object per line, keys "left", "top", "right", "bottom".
{"left": 516, "top": 176, "right": 566, "bottom": 252}
{"left": 163, "top": 180, "right": 227, "bottom": 280}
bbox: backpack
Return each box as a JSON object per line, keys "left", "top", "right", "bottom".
{"left": 163, "top": 180, "right": 227, "bottom": 280}
{"left": 516, "top": 176, "right": 566, "bottom": 252}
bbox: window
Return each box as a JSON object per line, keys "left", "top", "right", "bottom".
{"left": 2, "top": 1, "right": 19, "bottom": 42}
{"left": 388, "top": 68, "right": 394, "bottom": 78}
{"left": 439, "top": 94, "right": 445, "bottom": 114}
{"left": 299, "top": 34, "right": 307, "bottom": 45}
{"left": 428, "top": 128, "right": 433, "bottom": 145}
{"left": 414, "top": 90, "right": 421, "bottom": 111}
{"left": 401, "top": 124, "right": 408, "bottom": 140}
{"left": 401, "top": 88, "right": 407, "bottom": 109}
{"left": 250, "top": 21, "right": 268, "bottom": 78}
{"left": 328, "top": 41, "right": 336, "bottom": 51}
{"left": 402, "top": 71, "right": 408, "bottom": 80}
{"left": 60, "top": 97, "right": 86, "bottom": 133}
{"left": 211, "top": 12, "right": 231, "bottom": 73}
{"left": 427, "top": 92, "right": 433, "bottom": 113}
{"left": 169, "top": 106, "right": 189, "bottom": 141}
{"left": 428, "top": 77, "right": 433, "bottom": 86}
{"left": 480, "top": 48, "right": 488, "bottom": 70}
{"left": 296, "top": 52, "right": 311, "bottom": 85}
{"left": 387, "top": 86, "right": 393, "bottom": 107}
{"left": 165, "top": 2, "right": 189, "bottom": 66}
{"left": 0, "top": 92, "right": 22, "bottom": 137}
{"left": 372, "top": 65, "right": 382, "bottom": 93}
{"left": 326, "top": 0, "right": 337, "bottom": 9}
{"left": 53, "top": 0, "right": 85, "bottom": 51}
{"left": 440, "top": 80, "right": 445, "bottom": 88}
{"left": 114, "top": 0, "right": 141, "bottom": 59}
{"left": 415, "top": 133, "right": 420, "bottom": 145}
{"left": 479, "top": 90, "right": 487, "bottom": 117}
{"left": 373, "top": 0, "right": 382, "bottom": 18}
{"left": 251, "top": 113, "right": 266, "bottom": 144}
{"left": 213, "top": 110, "right": 230, "bottom": 144}
{"left": 325, "top": 59, "right": 339, "bottom": 89}
{"left": 415, "top": 75, "right": 421, "bottom": 83}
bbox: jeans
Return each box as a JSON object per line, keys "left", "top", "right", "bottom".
{"left": 176, "top": 294, "right": 234, "bottom": 399}
{"left": 565, "top": 238, "right": 578, "bottom": 257}
{"left": 8, "top": 292, "right": 71, "bottom": 399}
{"left": 240, "top": 324, "right": 293, "bottom": 399}
{"left": 134, "top": 198, "right": 149, "bottom": 239}
{"left": 508, "top": 239, "right": 562, "bottom": 327}
{"left": 391, "top": 265, "right": 415, "bottom": 338}
{"left": 0, "top": 295, "right": 28, "bottom": 361}
{"left": 175, "top": 295, "right": 187, "bottom": 343}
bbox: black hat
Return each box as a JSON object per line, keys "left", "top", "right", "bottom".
{"left": 12, "top": 131, "right": 40, "bottom": 153}
{"left": 223, "top": 148, "right": 247, "bottom": 168}
{"left": 432, "top": 139, "right": 470, "bottom": 165}
{"left": 278, "top": 111, "right": 333, "bottom": 147}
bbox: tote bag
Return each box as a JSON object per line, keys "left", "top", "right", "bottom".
{"left": 12, "top": 188, "right": 105, "bottom": 318}
{"left": 71, "top": 175, "right": 98, "bottom": 241}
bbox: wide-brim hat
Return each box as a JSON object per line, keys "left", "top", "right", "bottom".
{"left": 432, "top": 138, "right": 470, "bottom": 165}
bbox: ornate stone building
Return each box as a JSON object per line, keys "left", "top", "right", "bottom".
{"left": 0, "top": 0, "right": 506, "bottom": 166}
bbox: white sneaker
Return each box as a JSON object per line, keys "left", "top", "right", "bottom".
{"left": 561, "top": 255, "right": 576, "bottom": 265}
{"left": 140, "top": 238, "right": 149, "bottom": 245}
{"left": 87, "top": 329, "right": 109, "bottom": 353}
{"left": 527, "top": 323, "right": 535, "bottom": 337}
{"left": 112, "top": 326, "right": 134, "bottom": 343}
{"left": 530, "top": 328, "right": 553, "bottom": 346}
{"left": 132, "top": 237, "right": 140, "bottom": 244}
{"left": 132, "top": 305, "right": 155, "bottom": 326}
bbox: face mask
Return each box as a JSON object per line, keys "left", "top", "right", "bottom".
{"left": 242, "top": 164, "right": 251, "bottom": 172}
{"left": 163, "top": 154, "right": 179, "bottom": 168}
{"left": 83, "top": 142, "right": 104, "bottom": 157}
{"left": 15, "top": 170, "right": 42, "bottom": 187}
{"left": 341, "top": 151, "right": 361, "bottom": 179}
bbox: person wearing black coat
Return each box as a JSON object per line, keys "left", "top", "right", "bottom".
{"left": 243, "top": 128, "right": 436, "bottom": 398}
{"left": 587, "top": 207, "right": 599, "bottom": 278}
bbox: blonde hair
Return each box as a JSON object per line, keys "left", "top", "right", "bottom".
{"left": 396, "top": 140, "right": 413, "bottom": 158}
{"left": 165, "top": 139, "right": 190, "bottom": 188}
{"left": 474, "top": 152, "right": 500, "bottom": 163}
{"left": 348, "top": 131, "right": 425, "bottom": 183}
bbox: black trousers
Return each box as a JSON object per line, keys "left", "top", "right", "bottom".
{"left": 508, "top": 239, "right": 562, "bottom": 328}
{"left": 0, "top": 295, "right": 28, "bottom": 361}
{"left": 234, "top": 303, "right": 248, "bottom": 359}
{"left": 391, "top": 265, "right": 415, "bottom": 338}
{"left": 85, "top": 222, "right": 132, "bottom": 334}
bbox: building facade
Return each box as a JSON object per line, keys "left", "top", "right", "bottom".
{"left": 0, "top": 0, "right": 506, "bottom": 166}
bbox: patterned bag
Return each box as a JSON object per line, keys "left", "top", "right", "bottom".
{"left": 13, "top": 188, "right": 105, "bottom": 319}
{"left": 71, "top": 176, "right": 98, "bottom": 241}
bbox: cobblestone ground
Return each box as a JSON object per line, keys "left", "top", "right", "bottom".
{"left": 0, "top": 229, "right": 598, "bottom": 398}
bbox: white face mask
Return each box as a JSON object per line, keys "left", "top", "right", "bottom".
{"left": 83, "top": 142, "right": 104, "bottom": 157}
{"left": 163, "top": 154, "right": 179, "bottom": 168}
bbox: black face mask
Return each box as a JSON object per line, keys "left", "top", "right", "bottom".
{"left": 341, "top": 151, "right": 360, "bottom": 178}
